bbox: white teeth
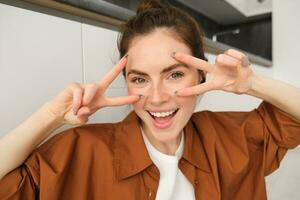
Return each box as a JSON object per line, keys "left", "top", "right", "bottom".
{"left": 149, "top": 109, "right": 177, "bottom": 118}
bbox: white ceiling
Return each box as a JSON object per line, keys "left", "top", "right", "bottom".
{"left": 176, "top": 0, "right": 272, "bottom": 25}
{"left": 226, "top": 0, "right": 272, "bottom": 17}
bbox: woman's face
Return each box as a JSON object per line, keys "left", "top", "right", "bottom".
{"left": 125, "top": 28, "right": 200, "bottom": 143}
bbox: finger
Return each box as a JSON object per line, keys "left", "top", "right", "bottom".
{"left": 216, "top": 54, "right": 240, "bottom": 67}
{"left": 172, "top": 52, "right": 214, "bottom": 73}
{"left": 98, "top": 55, "right": 127, "bottom": 90}
{"left": 77, "top": 106, "right": 99, "bottom": 117}
{"left": 240, "top": 56, "right": 250, "bottom": 67}
{"left": 225, "top": 49, "right": 250, "bottom": 67}
{"left": 176, "top": 82, "right": 214, "bottom": 97}
{"left": 73, "top": 90, "right": 83, "bottom": 115}
{"left": 103, "top": 95, "right": 140, "bottom": 107}
{"left": 77, "top": 106, "right": 91, "bottom": 116}
{"left": 82, "top": 84, "right": 98, "bottom": 106}
{"left": 224, "top": 49, "right": 246, "bottom": 60}
{"left": 67, "top": 83, "right": 83, "bottom": 115}
{"left": 76, "top": 115, "right": 89, "bottom": 125}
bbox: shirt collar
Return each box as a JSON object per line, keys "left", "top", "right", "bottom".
{"left": 114, "top": 111, "right": 211, "bottom": 180}
{"left": 182, "top": 116, "right": 211, "bottom": 173}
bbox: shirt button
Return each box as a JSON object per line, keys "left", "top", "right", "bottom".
{"left": 148, "top": 190, "right": 152, "bottom": 198}
{"left": 194, "top": 179, "right": 199, "bottom": 185}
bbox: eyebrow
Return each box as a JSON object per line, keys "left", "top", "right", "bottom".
{"left": 126, "top": 63, "right": 189, "bottom": 77}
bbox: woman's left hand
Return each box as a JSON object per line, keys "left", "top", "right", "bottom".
{"left": 173, "top": 49, "right": 255, "bottom": 96}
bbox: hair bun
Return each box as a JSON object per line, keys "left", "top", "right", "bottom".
{"left": 136, "top": 0, "right": 165, "bottom": 15}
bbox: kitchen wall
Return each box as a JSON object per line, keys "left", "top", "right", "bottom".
{"left": 264, "top": 1, "right": 300, "bottom": 199}
{"left": 100, "top": 0, "right": 272, "bottom": 60}
{"left": 0, "top": 0, "right": 299, "bottom": 199}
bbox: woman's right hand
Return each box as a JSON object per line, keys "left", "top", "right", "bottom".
{"left": 45, "top": 56, "right": 139, "bottom": 125}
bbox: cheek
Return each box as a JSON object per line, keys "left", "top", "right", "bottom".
{"left": 127, "top": 85, "right": 135, "bottom": 95}
{"left": 176, "top": 95, "right": 197, "bottom": 110}
{"left": 127, "top": 84, "right": 148, "bottom": 97}
{"left": 167, "top": 74, "right": 198, "bottom": 91}
{"left": 127, "top": 84, "right": 145, "bottom": 111}
{"left": 189, "top": 71, "right": 201, "bottom": 86}
{"left": 173, "top": 77, "right": 198, "bottom": 109}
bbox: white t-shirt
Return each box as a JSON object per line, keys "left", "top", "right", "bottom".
{"left": 141, "top": 130, "right": 195, "bottom": 200}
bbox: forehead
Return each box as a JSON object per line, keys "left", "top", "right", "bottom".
{"left": 126, "top": 29, "right": 192, "bottom": 71}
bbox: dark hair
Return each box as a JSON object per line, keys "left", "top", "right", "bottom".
{"left": 118, "top": 0, "right": 206, "bottom": 83}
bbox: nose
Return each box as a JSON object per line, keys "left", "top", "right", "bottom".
{"left": 147, "top": 83, "right": 170, "bottom": 106}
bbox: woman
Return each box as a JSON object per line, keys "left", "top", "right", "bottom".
{"left": 1, "top": 0, "right": 300, "bottom": 199}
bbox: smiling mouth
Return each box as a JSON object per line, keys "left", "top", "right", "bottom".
{"left": 146, "top": 108, "right": 179, "bottom": 129}
{"left": 147, "top": 108, "right": 179, "bottom": 119}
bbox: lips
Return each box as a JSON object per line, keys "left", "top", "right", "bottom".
{"left": 147, "top": 108, "right": 179, "bottom": 129}
{"left": 147, "top": 108, "right": 179, "bottom": 118}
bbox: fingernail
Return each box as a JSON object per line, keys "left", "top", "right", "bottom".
{"left": 171, "top": 52, "right": 176, "bottom": 58}
{"left": 241, "top": 56, "right": 250, "bottom": 67}
{"left": 138, "top": 94, "right": 144, "bottom": 99}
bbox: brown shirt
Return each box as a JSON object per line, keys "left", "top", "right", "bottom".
{"left": 1, "top": 101, "right": 300, "bottom": 200}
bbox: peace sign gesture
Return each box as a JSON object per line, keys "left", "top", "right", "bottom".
{"left": 46, "top": 56, "right": 140, "bottom": 125}
{"left": 173, "top": 49, "right": 255, "bottom": 96}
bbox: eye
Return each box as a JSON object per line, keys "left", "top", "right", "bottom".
{"left": 131, "top": 77, "right": 146, "bottom": 84}
{"left": 169, "top": 71, "right": 184, "bottom": 80}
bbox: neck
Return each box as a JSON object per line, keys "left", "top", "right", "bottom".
{"left": 141, "top": 125, "right": 182, "bottom": 156}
